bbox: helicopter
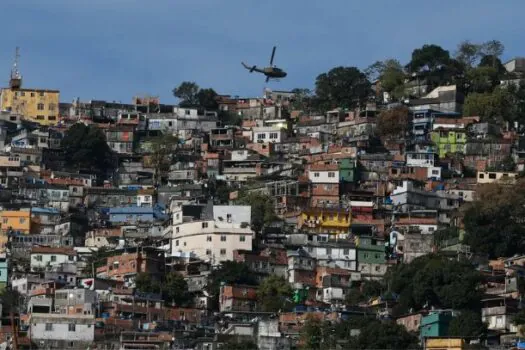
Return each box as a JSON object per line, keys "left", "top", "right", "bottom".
{"left": 242, "top": 46, "right": 287, "bottom": 82}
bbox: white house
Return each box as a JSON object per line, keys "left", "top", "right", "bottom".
{"left": 168, "top": 205, "right": 253, "bottom": 264}
{"left": 477, "top": 171, "right": 518, "bottom": 184}
{"left": 29, "top": 313, "right": 95, "bottom": 349}
{"left": 308, "top": 164, "right": 339, "bottom": 184}
{"left": 30, "top": 247, "right": 77, "bottom": 272}
{"left": 252, "top": 127, "right": 285, "bottom": 144}
{"left": 406, "top": 152, "right": 438, "bottom": 168}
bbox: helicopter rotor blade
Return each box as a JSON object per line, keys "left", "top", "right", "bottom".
{"left": 269, "top": 46, "right": 276, "bottom": 66}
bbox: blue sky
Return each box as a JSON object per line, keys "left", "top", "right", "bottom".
{"left": 1, "top": 0, "right": 525, "bottom": 104}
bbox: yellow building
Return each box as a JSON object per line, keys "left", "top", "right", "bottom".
{"left": 425, "top": 337, "right": 466, "bottom": 350}
{"left": 299, "top": 207, "right": 351, "bottom": 234}
{"left": 0, "top": 87, "right": 60, "bottom": 125}
{"left": 0, "top": 210, "right": 31, "bottom": 234}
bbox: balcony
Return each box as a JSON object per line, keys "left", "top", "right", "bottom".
{"left": 481, "top": 306, "right": 507, "bottom": 317}
{"left": 223, "top": 167, "right": 257, "bottom": 174}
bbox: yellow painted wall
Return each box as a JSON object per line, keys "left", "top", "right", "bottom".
{"left": 300, "top": 210, "right": 351, "bottom": 234}
{"left": 0, "top": 88, "right": 60, "bottom": 125}
{"left": 0, "top": 210, "right": 31, "bottom": 234}
{"left": 425, "top": 338, "right": 465, "bottom": 349}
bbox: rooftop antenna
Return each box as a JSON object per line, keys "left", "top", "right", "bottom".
{"left": 9, "top": 47, "right": 22, "bottom": 89}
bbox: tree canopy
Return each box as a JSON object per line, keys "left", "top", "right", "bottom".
{"left": 257, "top": 275, "right": 293, "bottom": 312}
{"left": 206, "top": 261, "right": 258, "bottom": 308}
{"left": 315, "top": 66, "right": 371, "bottom": 111}
{"left": 463, "top": 181, "right": 525, "bottom": 258}
{"left": 172, "top": 82, "right": 219, "bottom": 109}
{"left": 236, "top": 192, "right": 277, "bottom": 234}
{"left": 376, "top": 106, "right": 410, "bottom": 138}
{"left": 61, "top": 123, "right": 114, "bottom": 178}
{"left": 386, "top": 255, "right": 482, "bottom": 314}
{"left": 172, "top": 81, "right": 200, "bottom": 107}
{"left": 300, "top": 316, "right": 419, "bottom": 350}
{"left": 448, "top": 310, "right": 487, "bottom": 338}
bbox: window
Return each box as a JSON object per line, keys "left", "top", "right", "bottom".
{"left": 185, "top": 110, "right": 190, "bottom": 115}
{"left": 328, "top": 172, "right": 335, "bottom": 178}
{"left": 35, "top": 255, "right": 43, "bottom": 262}
{"left": 175, "top": 240, "right": 179, "bottom": 246}
{"left": 176, "top": 227, "right": 179, "bottom": 233}
{"left": 37, "top": 103, "right": 45, "bottom": 110}
{"left": 45, "top": 323, "right": 53, "bottom": 331}
{"left": 36, "top": 115, "right": 45, "bottom": 120}
{"left": 220, "top": 249, "right": 226, "bottom": 255}
{"left": 432, "top": 170, "right": 439, "bottom": 175}
{"left": 19, "top": 218, "right": 26, "bottom": 224}
{"left": 39, "top": 91, "right": 45, "bottom": 97}
{"left": 257, "top": 133, "right": 266, "bottom": 140}
{"left": 269, "top": 132, "right": 278, "bottom": 139}
{"left": 30, "top": 92, "right": 35, "bottom": 97}
{"left": 343, "top": 249, "right": 349, "bottom": 256}
{"left": 479, "top": 173, "right": 485, "bottom": 179}
{"left": 48, "top": 116, "right": 56, "bottom": 121}
{"left": 488, "top": 173, "right": 497, "bottom": 179}
{"left": 207, "top": 236, "right": 212, "bottom": 242}
{"left": 49, "top": 103, "right": 56, "bottom": 111}
{"left": 326, "top": 248, "right": 332, "bottom": 255}
{"left": 68, "top": 323, "right": 76, "bottom": 332}
{"left": 2, "top": 218, "right": 7, "bottom": 224}
{"left": 206, "top": 249, "right": 211, "bottom": 255}
{"left": 240, "top": 235, "right": 246, "bottom": 242}
{"left": 314, "top": 172, "right": 320, "bottom": 177}
{"left": 202, "top": 222, "right": 208, "bottom": 228}
{"left": 50, "top": 255, "right": 57, "bottom": 262}
{"left": 221, "top": 235, "right": 226, "bottom": 242}
{"left": 428, "top": 227, "right": 435, "bottom": 232}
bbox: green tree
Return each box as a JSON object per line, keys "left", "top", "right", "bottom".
{"left": 478, "top": 55, "right": 506, "bottom": 75}
{"left": 218, "top": 110, "right": 242, "bottom": 126}
{"left": 173, "top": 81, "right": 200, "bottom": 107}
{"left": 463, "top": 87, "right": 514, "bottom": 123}
{"left": 315, "top": 66, "right": 371, "bottom": 111}
{"left": 300, "top": 315, "right": 324, "bottom": 350}
{"left": 448, "top": 310, "right": 487, "bottom": 338}
{"left": 386, "top": 255, "right": 482, "bottom": 314}
{"left": 135, "top": 272, "right": 160, "bottom": 294}
{"left": 463, "top": 181, "right": 525, "bottom": 258}
{"left": 347, "top": 320, "right": 421, "bottom": 349}
{"left": 206, "top": 261, "right": 258, "bottom": 308}
{"left": 376, "top": 106, "right": 409, "bottom": 138}
{"left": 290, "top": 88, "right": 314, "bottom": 111}
{"left": 455, "top": 40, "right": 482, "bottom": 68}
{"left": 433, "top": 227, "right": 460, "bottom": 247}
{"left": 145, "top": 133, "right": 179, "bottom": 189}
{"left": 196, "top": 88, "right": 219, "bottom": 110}
{"left": 61, "top": 123, "right": 114, "bottom": 178}
{"left": 465, "top": 66, "right": 500, "bottom": 94}
{"left": 407, "top": 44, "right": 451, "bottom": 73}
{"left": 237, "top": 192, "right": 277, "bottom": 234}
{"left": 222, "top": 339, "right": 258, "bottom": 350}
{"left": 345, "top": 280, "right": 384, "bottom": 306}
{"left": 257, "top": 275, "right": 293, "bottom": 312}
{"left": 480, "top": 40, "right": 505, "bottom": 69}
{"left": 163, "top": 272, "right": 191, "bottom": 307}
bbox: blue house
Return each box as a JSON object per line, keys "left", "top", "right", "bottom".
{"left": 108, "top": 206, "right": 155, "bottom": 224}
{"left": 0, "top": 254, "right": 7, "bottom": 291}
